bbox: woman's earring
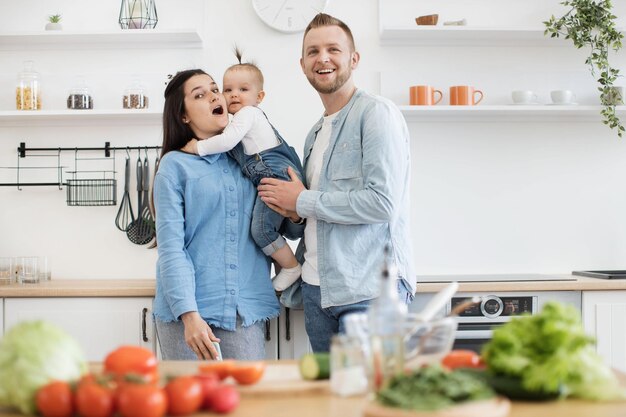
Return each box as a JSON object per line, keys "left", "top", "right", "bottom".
{"left": 182, "top": 118, "right": 188, "bottom": 123}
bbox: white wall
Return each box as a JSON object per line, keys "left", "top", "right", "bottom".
{"left": 0, "top": 0, "right": 624, "bottom": 279}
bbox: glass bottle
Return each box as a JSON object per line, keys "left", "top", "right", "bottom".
{"left": 16, "top": 60, "right": 41, "bottom": 110}
{"left": 123, "top": 78, "right": 149, "bottom": 109}
{"left": 330, "top": 333, "right": 368, "bottom": 397}
{"left": 367, "top": 245, "right": 407, "bottom": 391}
{"left": 67, "top": 76, "right": 93, "bottom": 110}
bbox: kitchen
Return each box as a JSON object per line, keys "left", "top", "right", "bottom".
{"left": 0, "top": 0, "right": 626, "bottom": 411}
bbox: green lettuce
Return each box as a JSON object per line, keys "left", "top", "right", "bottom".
{"left": 0, "top": 321, "right": 87, "bottom": 414}
{"left": 482, "top": 301, "right": 625, "bottom": 401}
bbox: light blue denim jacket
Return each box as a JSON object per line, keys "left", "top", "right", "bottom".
{"left": 287, "top": 89, "right": 415, "bottom": 309}
{"left": 152, "top": 151, "right": 281, "bottom": 331}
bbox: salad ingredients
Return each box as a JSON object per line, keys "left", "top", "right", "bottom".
{"left": 198, "top": 360, "right": 235, "bottom": 381}
{"left": 35, "top": 381, "right": 74, "bottom": 417}
{"left": 104, "top": 345, "right": 158, "bottom": 383}
{"left": 117, "top": 383, "right": 167, "bottom": 417}
{"left": 164, "top": 376, "right": 202, "bottom": 416}
{"left": 230, "top": 362, "right": 266, "bottom": 385}
{"left": 377, "top": 364, "right": 495, "bottom": 411}
{"left": 442, "top": 350, "right": 484, "bottom": 370}
{"left": 482, "top": 301, "right": 626, "bottom": 401}
{"left": 196, "top": 373, "right": 220, "bottom": 409}
{"left": 74, "top": 380, "right": 115, "bottom": 417}
{"left": 299, "top": 352, "right": 331, "bottom": 380}
{"left": 210, "top": 385, "right": 240, "bottom": 414}
{"left": 0, "top": 321, "right": 87, "bottom": 414}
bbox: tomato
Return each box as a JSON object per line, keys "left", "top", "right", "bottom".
{"left": 164, "top": 376, "right": 203, "bottom": 416}
{"left": 230, "top": 361, "right": 266, "bottom": 385}
{"left": 75, "top": 380, "right": 115, "bottom": 417}
{"left": 198, "top": 360, "right": 235, "bottom": 380}
{"left": 441, "top": 350, "right": 484, "bottom": 370}
{"left": 116, "top": 383, "right": 167, "bottom": 417}
{"left": 36, "top": 381, "right": 74, "bottom": 417}
{"left": 210, "top": 385, "right": 240, "bottom": 414}
{"left": 104, "top": 346, "right": 158, "bottom": 383}
{"left": 196, "top": 373, "right": 221, "bottom": 409}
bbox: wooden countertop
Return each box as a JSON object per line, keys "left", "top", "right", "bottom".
{"left": 0, "top": 361, "right": 624, "bottom": 417}
{"left": 0, "top": 275, "right": 624, "bottom": 298}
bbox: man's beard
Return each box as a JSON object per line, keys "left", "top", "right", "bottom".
{"left": 307, "top": 67, "right": 351, "bottom": 94}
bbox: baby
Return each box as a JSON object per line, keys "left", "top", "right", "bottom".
{"left": 182, "top": 51, "right": 304, "bottom": 291}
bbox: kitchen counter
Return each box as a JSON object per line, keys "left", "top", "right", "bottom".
{"left": 0, "top": 276, "right": 625, "bottom": 298}
{"left": 0, "top": 361, "right": 624, "bottom": 417}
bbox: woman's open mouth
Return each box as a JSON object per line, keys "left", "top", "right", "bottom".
{"left": 212, "top": 105, "right": 224, "bottom": 115}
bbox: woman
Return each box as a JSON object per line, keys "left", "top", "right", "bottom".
{"left": 152, "top": 69, "right": 282, "bottom": 360}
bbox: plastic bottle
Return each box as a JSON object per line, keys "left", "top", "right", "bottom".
{"left": 16, "top": 60, "right": 41, "bottom": 110}
{"left": 367, "top": 245, "right": 407, "bottom": 391}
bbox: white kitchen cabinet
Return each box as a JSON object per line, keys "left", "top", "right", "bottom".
{"left": 582, "top": 291, "right": 626, "bottom": 372}
{"left": 4, "top": 297, "right": 155, "bottom": 361}
{"left": 277, "top": 307, "right": 312, "bottom": 359}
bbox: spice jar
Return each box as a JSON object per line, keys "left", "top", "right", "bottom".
{"left": 123, "top": 78, "right": 149, "bottom": 109}
{"left": 16, "top": 61, "right": 42, "bottom": 110}
{"left": 67, "top": 76, "right": 93, "bottom": 110}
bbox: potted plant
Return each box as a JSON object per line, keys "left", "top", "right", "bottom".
{"left": 45, "top": 14, "right": 62, "bottom": 31}
{"left": 544, "top": 0, "right": 624, "bottom": 137}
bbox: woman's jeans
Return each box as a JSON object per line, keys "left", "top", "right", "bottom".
{"left": 155, "top": 316, "right": 266, "bottom": 360}
{"left": 301, "top": 280, "right": 414, "bottom": 353}
{"left": 229, "top": 131, "right": 304, "bottom": 256}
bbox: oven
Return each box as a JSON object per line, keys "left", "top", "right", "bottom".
{"left": 411, "top": 289, "right": 582, "bottom": 353}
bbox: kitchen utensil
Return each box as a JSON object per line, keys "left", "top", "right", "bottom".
{"left": 115, "top": 156, "right": 134, "bottom": 231}
{"left": 138, "top": 152, "right": 155, "bottom": 243}
{"left": 126, "top": 154, "right": 152, "bottom": 245}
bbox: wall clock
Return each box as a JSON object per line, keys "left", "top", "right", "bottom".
{"left": 252, "top": 0, "right": 330, "bottom": 33}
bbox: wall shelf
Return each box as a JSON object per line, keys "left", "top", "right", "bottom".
{"left": 0, "top": 29, "right": 203, "bottom": 50}
{"left": 380, "top": 26, "right": 571, "bottom": 47}
{"left": 0, "top": 109, "right": 162, "bottom": 127}
{"left": 398, "top": 105, "right": 626, "bottom": 122}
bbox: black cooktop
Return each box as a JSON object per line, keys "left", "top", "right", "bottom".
{"left": 572, "top": 270, "right": 626, "bottom": 280}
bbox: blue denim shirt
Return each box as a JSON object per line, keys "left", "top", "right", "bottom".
{"left": 152, "top": 151, "right": 280, "bottom": 330}
{"left": 293, "top": 89, "right": 415, "bottom": 308}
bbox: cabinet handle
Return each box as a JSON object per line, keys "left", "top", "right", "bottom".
{"left": 142, "top": 307, "right": 149, "bottom": 342}
{"left": 285, "top": 307, "right": 291, "bottom": 341}
{"left": 264, "top": 320, "right": 271, "bottom": 341}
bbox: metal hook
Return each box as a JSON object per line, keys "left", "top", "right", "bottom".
{"left": 126, "top": 147, "right": 131, "bottom": 159}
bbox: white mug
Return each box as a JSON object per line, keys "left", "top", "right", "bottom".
{"left": 550, "top": 90, "right": 576, "bottom": 104}
{"left": 512, "top": 90, "right": 538, "bottom": 104}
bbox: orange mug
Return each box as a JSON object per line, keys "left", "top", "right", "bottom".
{"left": 449, "top": 85, "right": 484, "bottom": 105}
{"left": 410, "top": 85, "right": 443, "bottom": 106}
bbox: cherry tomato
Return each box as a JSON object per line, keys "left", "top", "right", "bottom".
{"left": 441, "top": 350, "right": 484, "bottom": 370}
{"left": 210, "top": 385, "right": 240, "bottom": 414}
{"left": 230, "top": 361, "right": 266, "bottom": 385}
{"left": 198, "top": 360, "right": 235, "bottom": 381}
{"left": 75, "top": 380, "right": 115, "bottom": 417}
{"left": 116, "top": 383, "right": 167, "bottom": 417}
{"left": 104, "top": 346, "right": 158, "bottom": 384}
{"left": 164, "top": 376, "right": 203, "bottom": 416}
{"left": 36, "top": 381, "right": 74, "bottom": 417}
{"left": 195, "top": 373, "right": 220, "bottom": 410}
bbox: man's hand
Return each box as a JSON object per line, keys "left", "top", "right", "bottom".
{"left": 258, "top": 166, "right": 305, "bottom": 212}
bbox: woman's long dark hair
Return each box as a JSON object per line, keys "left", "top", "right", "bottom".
{"left": 150, "top": 69, "right": 212, "bottom": 248}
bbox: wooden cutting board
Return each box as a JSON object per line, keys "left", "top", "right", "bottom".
{"left": 156, "top": 361, "right": 329, "bottom": 397}
{"left": 362, "top": 397, "right": 511, "bottom": 417}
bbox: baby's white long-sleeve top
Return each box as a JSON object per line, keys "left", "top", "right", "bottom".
{"left": 196, "top": 106, "right": 279, "bottom": 156}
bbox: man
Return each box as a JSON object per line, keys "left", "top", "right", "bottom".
{"left": 258, "top": 13, "right": 414, "bottom": 352}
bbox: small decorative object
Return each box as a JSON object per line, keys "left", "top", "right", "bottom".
{"left": 443, "top": 19, "right": 468, "bottom": 26}
{"left": 544, "top": 0, "right": 624, "bottom": 137}
{"left": 415, "top": 14, "right": 439, "bottom": 26}
{"left": 16, "top": 60, "right": 41, "bottom": 110}
{"left": 119, "top": 0, "right": 157, "bottom": 29}
{"left": 45, "top": 14, "right": 62, "bottom": 30}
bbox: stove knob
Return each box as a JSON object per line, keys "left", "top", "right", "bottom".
{"left": 481, "top": 296, "right": 504, "bottom": 318}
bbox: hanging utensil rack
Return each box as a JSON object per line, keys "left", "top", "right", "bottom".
{"left": 0, "top": 142, "right": 161, "bottom": 190}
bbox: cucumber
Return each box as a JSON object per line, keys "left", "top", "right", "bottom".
{"left": 299, "top": 352, "right": 331, "bottom": 380}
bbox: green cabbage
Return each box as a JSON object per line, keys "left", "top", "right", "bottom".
{"left": 0, "top": 321, "right": 87, "bottom": 414}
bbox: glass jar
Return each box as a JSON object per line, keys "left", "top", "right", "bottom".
{"left": 330, "top": 334, "right": 369, "bottom": 397}
{"left": 16, "top": 60, "right": 42, "bottom": 110}
{"left": 67, "top": 76, "right": 93, "bottom": 110}
{"left": 123, "top": 78, "right": 149, "bottom": 109}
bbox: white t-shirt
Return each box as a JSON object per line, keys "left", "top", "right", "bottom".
{"left": 196, "top": 106, "right": 279, "bottom": 156}
{"left": 301, "top": 112, "right": 338, "bottom": 286}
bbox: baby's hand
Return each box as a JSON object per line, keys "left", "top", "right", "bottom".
{"left": 182, "top": 138, "right": 199, "bottom": 155}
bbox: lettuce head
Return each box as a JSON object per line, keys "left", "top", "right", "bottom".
{"left": 0, "top": 320, "right": 87, "bottom": 414}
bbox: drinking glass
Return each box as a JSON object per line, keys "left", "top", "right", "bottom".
{"left": 38, "top": 256, "right": 51, "bottom": 281}
{"left": 0, "top": 257, "right": 15, "bottom": 284}
{"left": 17, "top": 256, "right": 39, "bottom": 284}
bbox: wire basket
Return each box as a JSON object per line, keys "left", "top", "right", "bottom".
{"left": 66, "top": 178, "right": 117, "bottom": 206}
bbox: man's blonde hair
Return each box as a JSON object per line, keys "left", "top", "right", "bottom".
{"left": 302, "top": 13, "right": 356, "bottom": 54}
